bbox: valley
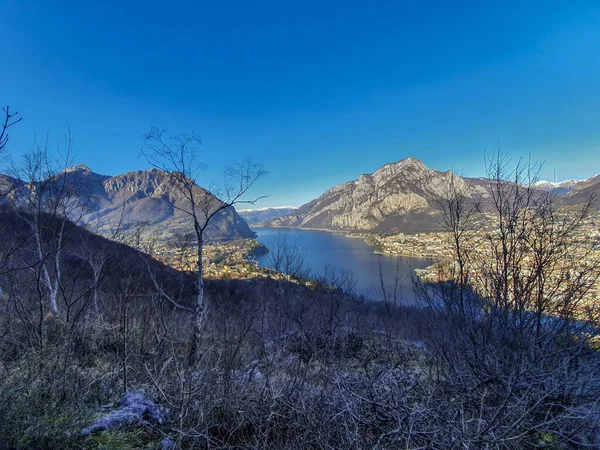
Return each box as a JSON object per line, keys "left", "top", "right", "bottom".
{"left": 4, "top": 5, "right": 600, "bottom": 446}
{"left": 4, "top": 156, "right": 597, "bottom": 300}
{"left": 64, "top": 158, "right": 600, "bottom": 301}
{"left": 2, "top": 126, "right": 600, "bottom": 449}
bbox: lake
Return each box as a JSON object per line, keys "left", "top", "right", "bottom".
{"left": 252, "top": 227, "right": 433, "bottom": 303}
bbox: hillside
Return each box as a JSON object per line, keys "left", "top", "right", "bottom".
{"left": 562, "top": 173, "right": 600, "bottom": 207}
{"left": 269, "top": 158, "right": 600, "bottom": 235}
{"left": 0, "top": 204, "right": 197, "bottom": 309}
{"left": 238, "top": 206, "right": 297, "bottom": 225}
{"left": 268, "top": 157, "right": 488, "bottom": 234}
{"left": 1, "top": 165, "right": 255, "bottom": 243}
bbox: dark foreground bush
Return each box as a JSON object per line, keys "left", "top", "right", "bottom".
{"left": 0, "top": 277, "right": 599, "bottom": 449}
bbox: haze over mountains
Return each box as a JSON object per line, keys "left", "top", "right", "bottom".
{"left": 267, "top": 157, "right": 600, "bottom": 235}
{"left": 237, "top": 206, "right": 297, "bottom": 225}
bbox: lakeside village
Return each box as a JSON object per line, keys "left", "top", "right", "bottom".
{"left": 149, "top": 212, "right": 600, "bottom": 305}
{"left": 368, "top": 211, "right": 600, "bottom": 309}
{"left": 152, "top": 238, "right": 272, "bottom": 280}
{"left": 149, "top": 231, "right": 451, "bottom": 286}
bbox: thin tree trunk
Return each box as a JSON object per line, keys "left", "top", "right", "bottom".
{"left": 188, "top": 235, "right": 205, "bottom": 367}
{"left": 35, "top": 225, "right": 60, "bottom": 317}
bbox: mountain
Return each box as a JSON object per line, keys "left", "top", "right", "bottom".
{"left": 268, "top": 157, "right": 487, "bottom": 234}
{"left": 533, "top": 179, "right": 580, "bottom": 195}
{"left": 1, "top": 165, "right": 255, "bottom": 243}
{"left": 563, "top": 173, "right": 600, "bottom": 207}
{"left": 533, "top": 173, "right": 600, "bottom": 197}
{"left": 238, "top": 206, "right": 297, "bottom": 225}
{"left": 532, "top": 173, "right": 600, "bottom": 207}
{"left": 269, "top": 158, "right": 600, "bottom": 235}
{"left": 0, "top": 203, "right": 197, "bottom": 310}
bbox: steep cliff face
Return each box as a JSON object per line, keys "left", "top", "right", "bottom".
{"left": 270, "top": 158, "right": 600, "bottom": 235}
{"left": 84, "top": 167, "right": 255, "bottom": 241}
{"left": 269, "top": 157, "right": 487, "bottom": 234}
{"left": 7, "top": 165, "right": 255, "bottom": 242}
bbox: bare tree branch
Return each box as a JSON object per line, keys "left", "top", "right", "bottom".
{"left": 141, "top": 128, "right": 266, "bottom": 366}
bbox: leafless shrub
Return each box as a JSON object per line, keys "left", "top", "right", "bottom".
{"left": 414, "top": 153, "right": 600, "bottom": 448}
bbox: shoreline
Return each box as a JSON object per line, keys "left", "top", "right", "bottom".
{"left": 253, "top": 225, "right": 439, "bottom": 261}
{"left": 373, "top": 250, "right": 437, "bottom": 261}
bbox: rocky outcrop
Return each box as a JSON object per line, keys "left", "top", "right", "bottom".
{"left": 63, "top": 166, "right": 255, "bottom": 242}
{"left": 81, "top": 390, "right": 166, "bottom": 435}
{"left": 269, "top": 157, "right": 487, "bottom": 234}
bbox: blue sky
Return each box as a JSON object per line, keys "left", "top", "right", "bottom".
{"left": 2, "top": 0, "right": 600, "bottom": 208}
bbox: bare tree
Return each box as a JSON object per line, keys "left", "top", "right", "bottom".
{"left": 436, "top": 171, "right": 480, "bottom": 313}
{"left": 9, "top": 131, "right": 88, "bottom": 320}
{"left": 78, "top": 201, "right": 130, "bottom": 317}
{"left": 141, "top": 127, "right": 266, "bottom": 365}
{"left": 0, "top": 106, "right": 22, "bottom": 153}
{"left": 415, "top": 153, "right": 600, "bottom": 447}
{"left": 0, "top": 105, "right": 23, "bottom": 274}
{"left": 267, "top": 231, "right": 311, "bottom": 279}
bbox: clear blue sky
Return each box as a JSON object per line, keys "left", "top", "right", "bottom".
{"left": 2, "top": 0, "right": 600, "bottom": 208}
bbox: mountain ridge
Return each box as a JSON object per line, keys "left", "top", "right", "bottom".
{"left": 1, "top": 165, "right": 255, "bottom": 243}
{"left": 267, "top": 157, "right": 599, "bottom": 235}
{"left": 237, "top": 206, "right": 298, "bottom": 226}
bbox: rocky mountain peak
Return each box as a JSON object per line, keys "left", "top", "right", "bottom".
{"left": 58, "top": 165, "right": 111, "bottom": 192}
{"left": 358, "top": 158, "right": 428, "bottom": 190}
{"left": 64, "top": 164, "right": 93, "bottom": 173}
{"left": 103, "top": 168, "right": 173, "bottom": 197}
{"left": 373, "top": 156, "right": 430, "bottom": 176}
{"left": 400, "top": 156, "right": 425, "bottom": 166}
{"left": 1, "top": 165, "right": 255, "bottom": 243}
{"left": 269, "top": 157, "right": 453, "bottom": 234}
{"left": 268, "top": 155, "right": 600, "bottom": 235}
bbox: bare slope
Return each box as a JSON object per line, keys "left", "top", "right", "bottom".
{"left": 269, "top": 157, "right": 487, "bottom": 234}
{"left": 1, "top": 165, "right": 255, "bottom": 243}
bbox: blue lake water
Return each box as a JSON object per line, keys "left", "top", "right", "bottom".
{"left": 252, "top": 228, "right": 433, "bottom": 303}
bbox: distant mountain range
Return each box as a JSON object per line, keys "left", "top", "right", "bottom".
{"left": 533, "top": 179, "right": 583, "bottom": 195}
{"left": 267, "top": 157, "right": 600, "bottom": 235}
{"left": 2, "top": 161, "right": 597, "bottom": 243}
{"left": 237, "top": 206, "right": 297, "bottom": 226}
{"left": 560, "top": 173, "right": 600, "bottom": 207}
{"left": 1, "top": 165, "right": 255, "bottom": 243}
